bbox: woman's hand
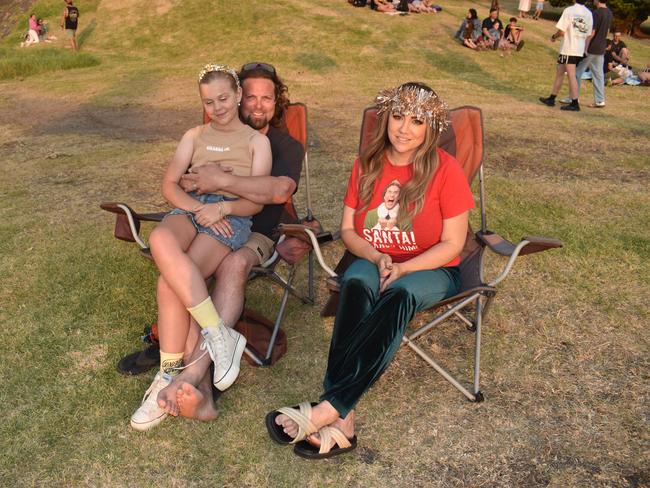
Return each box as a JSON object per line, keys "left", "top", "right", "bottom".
{"left": 380, "top": 262, "right": 406, "bottom": 292}
{"left": 194, "top": 202, "right": 225, "bottom": 228}
{"left": 373, "top": 253, "right": 393, "bottom": 290}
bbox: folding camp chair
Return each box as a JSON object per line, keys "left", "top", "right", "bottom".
{"left": 101, "top": 103, "right": 333, "bottom": 367}
{"left": 278, "top": 106, "right": 562, "bottom": 402}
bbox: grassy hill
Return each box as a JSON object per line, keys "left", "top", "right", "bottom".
{"left": 0, "top": 0, "right": 649, "bottom": 486}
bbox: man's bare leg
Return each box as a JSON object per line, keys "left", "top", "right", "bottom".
{"left": 566, "top": 64, "right": 579, "bottom": 100}
{"left": 157, "top": 247, "right": 259, "bottom": 417}
{"left": 551, "top": 63, "right": 567, "bottom": 96}
{"left": 213, "top": 247, "right": 259, "bottom": 327}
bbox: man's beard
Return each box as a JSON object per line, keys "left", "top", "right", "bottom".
{"left": 245, "top": 114, "right": 270, "bottom": 131}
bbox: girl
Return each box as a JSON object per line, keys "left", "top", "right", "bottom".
{"left": 130, "top": 64, "right": 271, "bottom": 431}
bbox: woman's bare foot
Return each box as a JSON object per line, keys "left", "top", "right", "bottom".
{"left": 176, "top": 382, "right": 219, "bottom": 421}
{"left": 306, "top": 411, "right": 355, "bottom": 448}
{"left": 275, "top": 401, "right": 340, "bottom": 440}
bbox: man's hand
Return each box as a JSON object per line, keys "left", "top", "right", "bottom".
{"left": 179, "top": 164, "right": 233, "bottom": 195}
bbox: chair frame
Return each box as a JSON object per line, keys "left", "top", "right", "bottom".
{"left": 278, "top": 105, "right": 562, "bottom": 401}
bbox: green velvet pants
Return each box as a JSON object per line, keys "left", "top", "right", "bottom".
{"left": 320, "top": 258, "right": 461, "bottom": 417}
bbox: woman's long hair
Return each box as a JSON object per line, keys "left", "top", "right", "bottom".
{"left": 357, "top": 82, "right": 443, "bottom": 229}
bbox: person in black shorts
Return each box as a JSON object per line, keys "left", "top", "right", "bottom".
{"left": 539, "top": 0, "right": 593, "bottom": 111}
{"left": 60, "top": 0, "right": 79, "bottom": 51}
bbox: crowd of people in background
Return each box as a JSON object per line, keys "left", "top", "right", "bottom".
{"left": 19, "top": 0, "right": 78, "bottom": 51}
{"left": 348, "top": 0, "right": 442, "bottom": 14}
{"left": 455, "top": 7, "right": 525, "bottom": 53}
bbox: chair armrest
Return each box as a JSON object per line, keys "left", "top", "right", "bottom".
{"left": 277, "top": 223, "right": 333, "bottom": 245}
{"left": 477, "top": 231, "right": 563, "bottom": 256}
{"left": 276, "top": 223, "right": 337, "bottom": 277}
{"left": 100, "top": 202, "right": 165, "bottom": 249}
{"left": 519, "top": 236, "right": 563, "bottom": 255}
{"left": 477, "top": 231, "right": 563, "bottom": 287}
{"left": 476, "top": 231, "right": 516, "bottom": 256}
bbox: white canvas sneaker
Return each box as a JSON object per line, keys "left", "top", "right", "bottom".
{"left": 130, "top": 371, "right": 171, "bottom": 431}
{"left": 201, "top": 324, "right": 247, "bottom": 391}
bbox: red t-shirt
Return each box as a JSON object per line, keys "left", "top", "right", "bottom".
{"left": 343, "top": 148, "right": 475, "bottom": 266}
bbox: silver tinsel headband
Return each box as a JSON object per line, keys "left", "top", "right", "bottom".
{"left": 198, "top": 64, "right": 240, "bottom": 88}
{"left": 375, "top": 85, "right": 450, "bottom": 133}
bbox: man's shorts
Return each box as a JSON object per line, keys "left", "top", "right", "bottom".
{"left": 557, "top": 54, "right": 583, "bottom": 65}
{"left": 65, "top": 28, "right": 76, "bottom": 39}
{"left": 242, "top": 232, "right": 275, "bottom": 265}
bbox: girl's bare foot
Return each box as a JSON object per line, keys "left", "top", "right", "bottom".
{"left": 176, "top": 382, "right": 219, "bottom": 421}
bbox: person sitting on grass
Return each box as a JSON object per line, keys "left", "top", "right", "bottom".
{"left": 129, "top": 63, "right": 272, "bottom": 431}
{"left": 482, "top": 8, "right": 503, "bottom": 49}
{"left": 266, "top": 82, "right": 474, "bottom": 459}
{"left": 605, "top": 31, "right": 630, "bottom": 67}
{"left": 455, "top": 8, "right": 482, "bottom": 50}
{"left": 500, "top": 17, "right": 525, "bottom": 51}
{"left": 370, "top": 0, "right": 396, "bottom": 13}
{"left": 20, "top": 13, "right": 40, "bottom": 47}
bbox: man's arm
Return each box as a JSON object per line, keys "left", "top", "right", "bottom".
{"left": 60, "top": 7, "right": 67, "bottom": 28}
{"left": 181, "top": 166, "right": 296, "bottom": 205}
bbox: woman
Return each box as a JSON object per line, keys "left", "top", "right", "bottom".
{"left": 455, "top": 9, "right": 481, "bottom": 48}
{"left": 266, "top": 83, "right": 474, "bottom": 458}
{"left": 518, "top": 0, "right": 531, "bottom": 17}
{"left": 129, "top": 64, "right": 271, "bottom": 432}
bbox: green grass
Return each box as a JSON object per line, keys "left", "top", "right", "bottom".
{"left": 0, "top": 0, "right": 649, "bottom": 486}
{"left": 0, "top": 46, "right": 100, "bottom": 79}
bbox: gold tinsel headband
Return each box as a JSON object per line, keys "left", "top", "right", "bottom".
{"left": 198, "top": 64, "right": 240, "bottom": 88}
{"left": 375, "top": 85, "right": 450, "bottom": 133}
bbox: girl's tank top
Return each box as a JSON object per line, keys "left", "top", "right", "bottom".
{"left": 191, "top": 123, "right": 257, "bottom": 198}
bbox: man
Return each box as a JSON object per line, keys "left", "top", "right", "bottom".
{"left": 567, "top": 0, "right": 612, "bottom": 108}
{"left": 130, "top": 62, "right": 304, "bottom": 429}
{"left": 482, "top": 8, "right": 504, "bottom": 49}
{"left": 60, "top": 0, "right": 79, "bottom": 51}
{"left": 539, "top": 0, "right": 593, "bottom": 112}
{"left": 605, "top": 31, "right": 630, "bottom": 67}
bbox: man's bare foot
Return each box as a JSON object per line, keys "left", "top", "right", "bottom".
{"left": 307, "top": 411, "right": 355, "bottom": 448}
{"left": 157, "top": 374, "right": 184, "bottom": 416}
{"left": 275, "top": 401, "right": 339, "bottom": 440}
{"left": 176, "top": 382, "right": 219, "bottom": 421}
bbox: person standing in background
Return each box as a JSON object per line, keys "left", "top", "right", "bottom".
{"left": 60, "top": 0, "right": 79, "bottom": 51}
{"left": 572, "top": 0, "right": 613, "bottom": 108}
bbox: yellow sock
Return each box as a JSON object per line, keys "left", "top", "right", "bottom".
{"left": 187, "top": 297, "right": 222, "bottom": 329}
{"left": 160, "top": 351, "right": 184, "bottom": 376}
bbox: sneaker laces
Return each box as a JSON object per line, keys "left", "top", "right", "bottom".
{"left": 200, "top": 327, "right": 229, "bottom": 368}
{"left": 139, "top": 373, "right": 169, "bottom": 411}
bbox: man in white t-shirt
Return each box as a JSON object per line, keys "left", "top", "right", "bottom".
{"left": 538, "top": 0, "right": 593, "bottom": 111}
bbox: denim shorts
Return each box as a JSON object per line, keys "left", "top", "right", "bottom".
{"left": 166, "top": 192, "right": 251, "bottom": 250}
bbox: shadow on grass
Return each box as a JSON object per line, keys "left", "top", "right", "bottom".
{"left": 422, "top": 50, "right": 537, "bottom": 101}
{"left": 40, "top": 103, "right": 199, "bottom": 141}
{"left": 78, "top": 18, "right": 97, "bottom": 49}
